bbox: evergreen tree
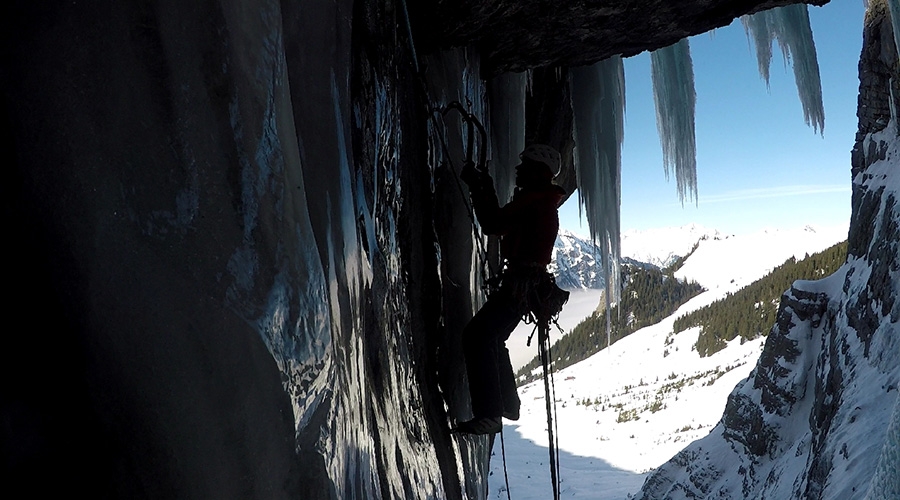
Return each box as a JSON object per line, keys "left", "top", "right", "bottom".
{"left": 674, "top": 241, "right": 847, "bottom": 357}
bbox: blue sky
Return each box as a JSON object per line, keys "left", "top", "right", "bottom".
{"left": 560, "top": 0, "right": 866, "bottom": 236}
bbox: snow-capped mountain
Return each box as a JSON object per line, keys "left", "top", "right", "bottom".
{"left": 550, "top": 230, "right": 606, "bottom": 289}
{"left": 551, "top": 229, "right": 661, "bottom": 290}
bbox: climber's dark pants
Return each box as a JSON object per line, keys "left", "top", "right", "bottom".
{"left": 463, "top": 287, "right": 526, "bottom": 420}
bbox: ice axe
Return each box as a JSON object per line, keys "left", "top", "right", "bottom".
{"left": 437, "top": 101, "right": 488, "bottom": 174}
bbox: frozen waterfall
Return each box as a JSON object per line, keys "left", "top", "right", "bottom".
{"left": 650, "top": 39, "right": 698, "bottom": 205}
{"left": 742, "top": 4, "right": 825, "bottom": 133}
{"left": 569, "top": 56, "right": 625, "bottom": 303}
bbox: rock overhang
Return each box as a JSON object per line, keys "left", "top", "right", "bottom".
{"left": 407, "top": 0, "right": 830, "bottom": 74}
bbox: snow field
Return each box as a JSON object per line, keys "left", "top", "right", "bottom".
{"left": 489, "top": 223, "right": 848, "bottom": 499}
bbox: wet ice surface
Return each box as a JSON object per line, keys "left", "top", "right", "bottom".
{"left": 491, "top": 224, "right": 848, "bottom": 499}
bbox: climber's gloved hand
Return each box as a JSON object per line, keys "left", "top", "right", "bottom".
{"left": 460, "top": 160, "right": 485, "bottom": 188}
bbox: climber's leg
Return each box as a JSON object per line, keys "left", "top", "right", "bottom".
{"left": 462, "top": 291, "right": 522, "bottom": 421}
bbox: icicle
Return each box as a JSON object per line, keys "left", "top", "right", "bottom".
{"left": 488, "top": 72, "right": 527, "bottom": 204}
{"left": 742, "top": 13, "right": 775, "bottom": 83}
{"left": 569, "top": 56, "right": 624, "bottom": 304}
{"left": 742, "top": 5, "right": 825, "bottom": 134}
{"left": 650, "top": 39, "right": 698, "bottom": 205}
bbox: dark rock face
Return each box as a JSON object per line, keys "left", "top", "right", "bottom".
{"left": 847, "top": 0, "right": 900, "bottom": 356}
{"left": 851, "top": 0, "right": 900, "bottom": 176}
{"left": 753, "top": 289, "right": 826, "bottom": 417}
{"left": 0, "top": 0, "right": 890, "bottom": 499}
{"left": 723, "top": 393, "right": 774, "bottom": 457}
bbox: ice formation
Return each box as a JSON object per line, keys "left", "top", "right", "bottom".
{"left": 742, "top": 4, "right": 825, "bottom": 133}
{"left": 489, "top": 72, "right": 527, "bottom": 204}
{"left": 569, "top": 56, "right": 625, "bottom": 304}
{"left": 650, "top": 39, "right": 698, "bottom": 205}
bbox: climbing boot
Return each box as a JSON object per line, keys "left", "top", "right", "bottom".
{"left": 502, "top": 407, "right": 520, "bottom": 421}
{"left": 454, "top": 416, "right": 502, "bottom": 435}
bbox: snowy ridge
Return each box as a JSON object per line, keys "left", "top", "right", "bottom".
{"left": 550, "top": 229, "right": 606, "bottom": 290}
{"left": 620, "top": 223, "right": 723, "bottom": 269}
{"left": 674, "top": 224, "right": 848, "bottom": 290}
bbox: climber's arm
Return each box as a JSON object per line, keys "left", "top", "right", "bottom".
{"left": 461, "top": 162, "right": 514, "bottom": 235}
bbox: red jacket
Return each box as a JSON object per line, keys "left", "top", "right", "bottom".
{"left": 469, "top": 177, "right": 565, "bottom": 267}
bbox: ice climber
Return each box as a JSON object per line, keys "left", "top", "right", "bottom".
{"left": 457, "top": 144, "right": 567, "bottom": 435}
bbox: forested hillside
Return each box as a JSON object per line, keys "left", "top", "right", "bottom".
{"left": 516, "top": 262, "right": 704, "bottom": 383}
{"left": 675, "top": 240, "right": 848, "bottom": 357}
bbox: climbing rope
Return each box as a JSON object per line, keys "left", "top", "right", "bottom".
{"left": 499, "top": 427, "right": 513, "bottom": 500}
{"left": 538, "top": 320, "right": 562, "bottom": 500}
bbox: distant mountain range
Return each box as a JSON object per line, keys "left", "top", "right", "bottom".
{"left": 621, "top": 223, "right": 726, "bottom": 269}
{"left": 550, "top": 226, "right": 721, "bottom": 290}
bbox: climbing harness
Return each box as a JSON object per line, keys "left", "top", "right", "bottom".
{"left": 513, "top": 271, "right": 568, "bottom": 500}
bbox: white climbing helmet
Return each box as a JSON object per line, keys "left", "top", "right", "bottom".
{"left": 520, "top": 144, "right": 561, "bottom": 177}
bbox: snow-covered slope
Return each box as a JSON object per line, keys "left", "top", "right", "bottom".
{"left": 511, "top": 224, "right": 844, "bottom": 373}
{"left": 674, "top": 224, "right": 848, "bottom": 291}
{"left": 490, "top": 221, "right": 852, "bottom": 499}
